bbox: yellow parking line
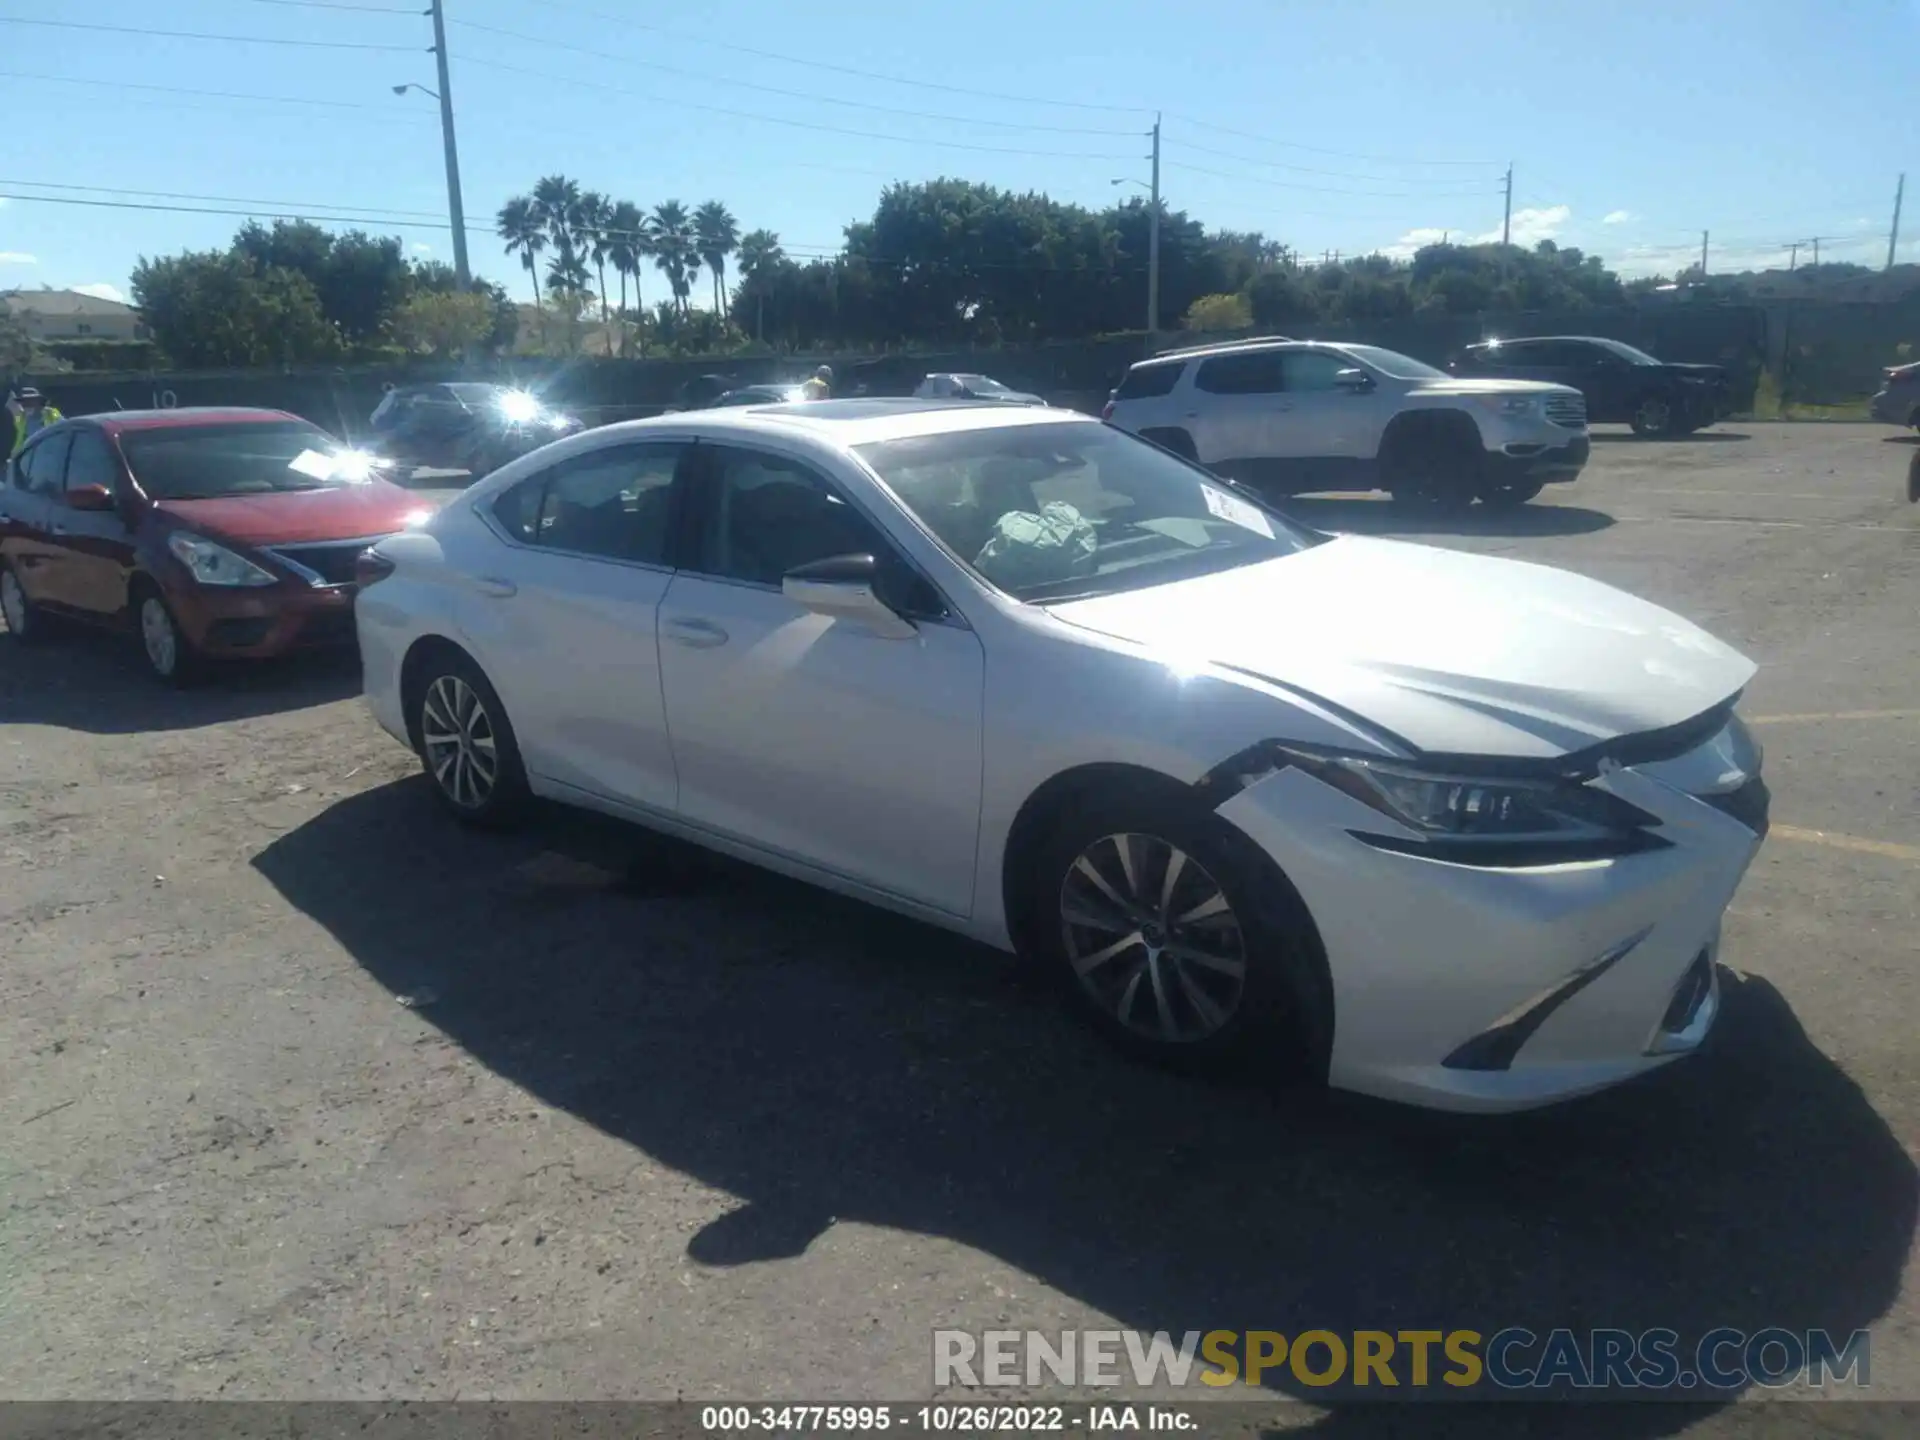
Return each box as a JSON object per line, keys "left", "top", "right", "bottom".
{"left": 1771, "top": 825, "right": 1920, "bottom": 864}
{"left": 1746, "top": 709, "right": 1920, "bottom": 725}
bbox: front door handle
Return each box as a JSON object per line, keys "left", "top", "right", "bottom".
{"left": 474, "top": 575, "right": 517, "bottom": 598}
{"left": 663, "top": 616, "right": 729, "bottom": 649}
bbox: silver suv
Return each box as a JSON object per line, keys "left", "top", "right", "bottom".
{"left": 1103, "top": 337, "right": 1589, "bottom": 510}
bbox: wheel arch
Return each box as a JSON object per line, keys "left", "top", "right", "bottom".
{"left": 399, "top": 633, "right": 479, "bottom": 752}
{"left": 1380, "top": 406, "right": 1482, "bottom": 460}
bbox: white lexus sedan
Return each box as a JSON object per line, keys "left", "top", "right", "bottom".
{"left": 354, "top": 399, "right": 1768, "bottom": 1112}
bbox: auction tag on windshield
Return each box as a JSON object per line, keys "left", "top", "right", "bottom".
{"left": 287, "top": 449, "right": 336, "bottom": 482}
{"left": 1200, "top": 482, "right": 1274, "bottom": 538}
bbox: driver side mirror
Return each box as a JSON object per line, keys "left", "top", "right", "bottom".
{"left": 65, "top": 483, "right": 116, "bottom": 512}
{"left": 1334, "top": 368, "right": 1375, "bottom": 393}
{"left": 782, "top": 553, "right": 918, "bottom": 639}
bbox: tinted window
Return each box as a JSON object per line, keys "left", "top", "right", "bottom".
{"left": 1280, "top": 351, "right": 1356, "bottom": 392}
{"left": 1194, "top": 351, "right": 1284, "bottom": 395}
{"left": 1475, "top": 341, "right": 1537, "bottom": 367}
{"left": 64, "top": 430, "right": 123, "bottom": 493}
{"left": 855, "top": 421, "right": 1316, "bottom": 603}
{"left": 121, "top": 421, "right": 374, "bottom": 499}
{"left": 697, "top": 446, "right": 891, "bottom": 586}
{"left": 495, "top": 443, "right": 683, "bottom": 563}
{"left": 1114, "top": 363, "right": 1181, "bottom": 400}
{"left": 16, "top": 432, "right": 71, "bottom": 495}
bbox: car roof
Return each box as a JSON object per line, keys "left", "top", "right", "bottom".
{"left": 628, "top": 397, "right": 1089, "bottom": 447}
{"left": 1133, "top": 335, "right": 1299, "bottom": 367}
{"left": 92, "top": 407, "right": 309, "bottom": 435}
{"left": 1468, "top": 336, "right": 1611, "bottom": 348}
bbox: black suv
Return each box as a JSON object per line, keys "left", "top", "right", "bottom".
{"left": 1447, "top": 336, "right": 1732, "bottom": 437}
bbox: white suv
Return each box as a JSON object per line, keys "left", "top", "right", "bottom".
{"left": 1103, "top": 337, "right": 1589, "bottom": 510}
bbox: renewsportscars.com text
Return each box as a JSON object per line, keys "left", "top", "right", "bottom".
{"left": 933, "top": 1327, "right": 1871, "bottom": 1392}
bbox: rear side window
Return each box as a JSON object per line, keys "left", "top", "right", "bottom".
{"left": 1195, "top": 351, "right": 1284, "bottom": 395}
{"left": 1114, "top": 363, "right": 1181, "bottom": 400}
{"left": 490, "top": 442, "right": 686, "bottom": 564}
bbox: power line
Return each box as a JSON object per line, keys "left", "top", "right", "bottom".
{"left": 1162, "top": 159, "right": 1504, "bottom": 200}
{"left": 227, "top": 0, "right": 419, "bottom": 12}
{"left": 0, "top": 69, "right": 432, "bottom": 114}
{"left": 520, "top": 0, "right": 1151, "bottom": 115}
{"left": 1162, "top": 111, "right": 1496, "bottom": 167}
{"left": 0, "top": 17, "right": 419, "bottom": 51}
{"left": 0, "top": 179, "right": 447, "bottom": 221}
{"left": 452, "top": 55, "right": 1142, "bottom": 159}
{"left": 449, "top": 18, "right": 1137, "bottom": 136}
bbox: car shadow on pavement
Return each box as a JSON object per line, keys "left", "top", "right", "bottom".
{"left": 0, "top": 628, "right": 360, "bottom": 733}
{"left": 255, "top": 781, "right": 1916, "bottom": 1433}
{"left": 1590, "top": 431, "right": 1753, "bottom": 443}
{"left": 1278, "top": 496, "right": 1614, "bottom": 539}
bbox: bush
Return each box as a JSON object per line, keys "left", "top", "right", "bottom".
{"left": 1181, "top": 293, "right": 1253, "bottom": 331}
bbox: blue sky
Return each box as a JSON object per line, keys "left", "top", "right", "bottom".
{"left": 5, "top": 0, "right": 1917, "bottom": 306}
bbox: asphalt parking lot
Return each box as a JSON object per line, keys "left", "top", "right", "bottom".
{"left": 2, "top": 424, "right": 1917, "bottom": 1431}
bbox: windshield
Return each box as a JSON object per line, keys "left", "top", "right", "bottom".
{"left": 1594, "top": 339, "right": 1663, "bottom": 366}
{"left": 1339, "top": 345, "right": 1448, "bottom": 380}
{"left": 443, "top": 383, "right": 510, "bottom": 405}
{"left": 854, "top": 421, "right": 1317, "bottom": 603}
{"left": 956, "top": 375, "right": 1014, "bottom": 395}
{"left": 122, "top": 421, "right": 383, "bottom": 500}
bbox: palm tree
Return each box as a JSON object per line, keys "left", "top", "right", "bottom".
{"left": 532, "top": 174, "right": 584, "bottom": 295}
{"left": 606, "top": 200, "right": 647, "bottom": 356}
{"left": 694, "top": 200, "right": 740, "bottom": 313}
{"left": 649, "top": 200, "right": 699, "bottom": 316}
{"left": 496, "top": 195, "right": 546, "bottom": 312}
{"left": 578, "top": 190, "right": 615, "bottom": 354}
{"left": 736, "top": 228, "right": 784, "bottom": 286}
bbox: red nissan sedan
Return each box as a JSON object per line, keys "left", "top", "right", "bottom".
{"left": 0, "top": 408, "right": 434, "bottom": 682}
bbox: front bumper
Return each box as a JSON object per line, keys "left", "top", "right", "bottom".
{"left": 1216, "top": 738, "right": 1765, "bottom": 1112}
{"left": 1490, "top": 432, "right": 1590, "bottom": 484}
{"left": 166, "top": 578, "right": 359, "bottom": 658}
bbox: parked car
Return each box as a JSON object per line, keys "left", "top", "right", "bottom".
{"left": 912, "top": 373, "right": 1046, "bottom": 406}
{"left": 707, "top": 384, "right": 809, "bottom": 408}
{"left": 368, "top": 382, "right": 583, "bottom": 479}
{"left": 1447, "top": 336, "right": 1733, "bottom": 437}
{"left": 1102, "top": 337, "right": 1588, "bottom": 510}
{"left": 356, "top": 399, "right": 1766, "bottom": 1113}
{"left": 1870, "top": 360, "right": 1920, "bottom": 431}
{"left": 0, "top": 408, "right": 432, "bottom": 682}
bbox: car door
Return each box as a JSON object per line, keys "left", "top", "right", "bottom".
{"left": 1188, "top": 350, "right": 1287, "bottom": 482}
{"left": 470, "top": 438, "right": 691, "bottom": 814}
{"left": 0, "top": 429, "right": 73, "bottom": 609}
{"left": 40, "top": 427, "right": 138, "bottom": 619}
{"left": 1275, "top": 348, "right": 1393, "bottom": 488}
{"left": 656, "top": 440, "right": 985, "bottom": 916}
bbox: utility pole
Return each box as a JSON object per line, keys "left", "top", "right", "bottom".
{"left": 1890, "top": 173, "right": 1906, "bottom": 271}
{"left": 1700, "top": 230, "right": 1709, "bottom": 275}
{"left": 1147, "top": 114, "right": 1161, "bottom": 337}
{"left": 1788, "top": 241, "right": 1799, "bottom": 271}
{"left": 1501, "top": 164, "right": 1513, "bottom": 245}
{"left": 428, "top": 0, "right": 470, "bottom": 289}
{"left": 1812, "top": 237, "right": 1821, "bottom": 267}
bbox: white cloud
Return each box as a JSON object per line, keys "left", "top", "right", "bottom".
{"left": 410, "top": 242, "right": 433, "bottom": 255}
{"left": 1603, "top": 210, "right": 1635, "bottom": 225}
{"left": 0, "top": 251, "right": 37, "bottom": 264}
{"left": 72, "top": 282, "right": 127, "bottom": 302}
{"left": 1378, "top": 204, "right": 1571, "bottom": 260}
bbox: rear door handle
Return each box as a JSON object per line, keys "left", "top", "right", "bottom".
{"left": 474, "top": 575, "right": 517, "bottom": 598}
{"left": 663, "top": 616, "right": 729, "bottom": 649}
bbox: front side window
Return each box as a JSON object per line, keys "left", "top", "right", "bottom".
{"left": 1280, "top": 351, "right": 1357, "bottom": 392}
{"left": 1336, "top": 345, "right": 1449, "bottom": 380}
{"left": 855, "top": 421, "right": 1318, "bottom": 603}
{"left": 63, "top": 430, "right": 123, "bottom": 494}
{"left": 491, "top": 443, "right": 684, "bottom": 564}
{"left": 120, "top": 421, "right": 379, "bottom": 500}
{"left": 16, "top": 432, "right": 72, "bottom": 495}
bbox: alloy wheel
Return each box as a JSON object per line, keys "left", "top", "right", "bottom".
{"left": 1, "top": 570, "right": 28, "bottom": 637}
{"left": 421, "top": 674, "right": 500, "bottom": 810}
{"left": 1058, "top": 832, "right": 1248, "bottom": 1043}
{"left": 140, "top": 597, "right": 179, "bottom": 677}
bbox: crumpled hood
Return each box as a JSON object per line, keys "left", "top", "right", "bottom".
{"left": 1045, "top": 535, "right": 1756, "bottom": 759}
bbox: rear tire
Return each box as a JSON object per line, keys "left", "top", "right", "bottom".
{"left": 410, "top": 648, "right": 530, "bottom": 829}
{"left": 1027, "top": 784, "right": 1332, "bottom": 1080}
{"left": 1, "top": 561, "right": 45, "bottom": 645}
{"left": 1478, "top": 480, "right": 1544, "bottom": 511}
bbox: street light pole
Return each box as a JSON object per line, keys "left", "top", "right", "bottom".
{"left": 1147, "top": 114, "right": 1161, "bottom": 337}
{"left": 427, "top": 0, "right": 470, "bottom": 289}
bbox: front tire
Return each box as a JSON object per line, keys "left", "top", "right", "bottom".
{"left": 411, "top": 650, "right": 530, "bottom": 828}
{"left": 133, "top": 584, "right": 202, "bottom": 686}
{"left": 1, "top": 562, "right": 45, "bottom": 645}
{"left": 1029, "top": 786, "right": 1332, "bottom": 1078}
{"left": 1630, "top": 393, "right": 1680, "bottom": 437}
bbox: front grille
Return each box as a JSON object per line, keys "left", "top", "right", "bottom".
{"left": 1544, "top": 393, "right": 1588, "bottom": 428}
{"left": 266, "top": 536, "right": 390, "bottom": 587}
{"left": 1701, "top": 775, "right": 1771, "bottom": 837}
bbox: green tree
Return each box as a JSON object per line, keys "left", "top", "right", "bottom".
{"left": 394, "top": 289, "right": 497, "bottom": 359}
{"left": 496, "top": 195, "right": 547, "bottom": 311}
{"left": 131, "top": 251, "right": 339, "bottom": 367}
{"left": 1182, "top": 292, "right": 1253, "bottom": 331}
{"left": 231, "top": 220, "right": 408, "bottom": 347}
{"left": 736, "top": 229, "right": 784, "bottom": 285}
{"left": 606, "top": 199, "right": 648, "bottom": 350}
{"left": 649, "top": 201, "right": 700, "bottom": 315}
{"left": 694, "top": 200, "right": 740, "bottom": 312}
{"left": 1245, "top": 267, "right": 1318, "bottom": 328}
{"left": 579, "top": 190, "right": 616, "bottom": 352}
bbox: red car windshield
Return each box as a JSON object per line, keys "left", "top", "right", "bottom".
{"left": 121, "top": 421, "right": 379, "bottom": 500}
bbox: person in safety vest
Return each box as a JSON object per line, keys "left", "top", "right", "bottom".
{"left": 10, "top": 388, "right": 63, "bottom": 456}
{"left": 800, "top": 365, "right": 833, "bottom": 401}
